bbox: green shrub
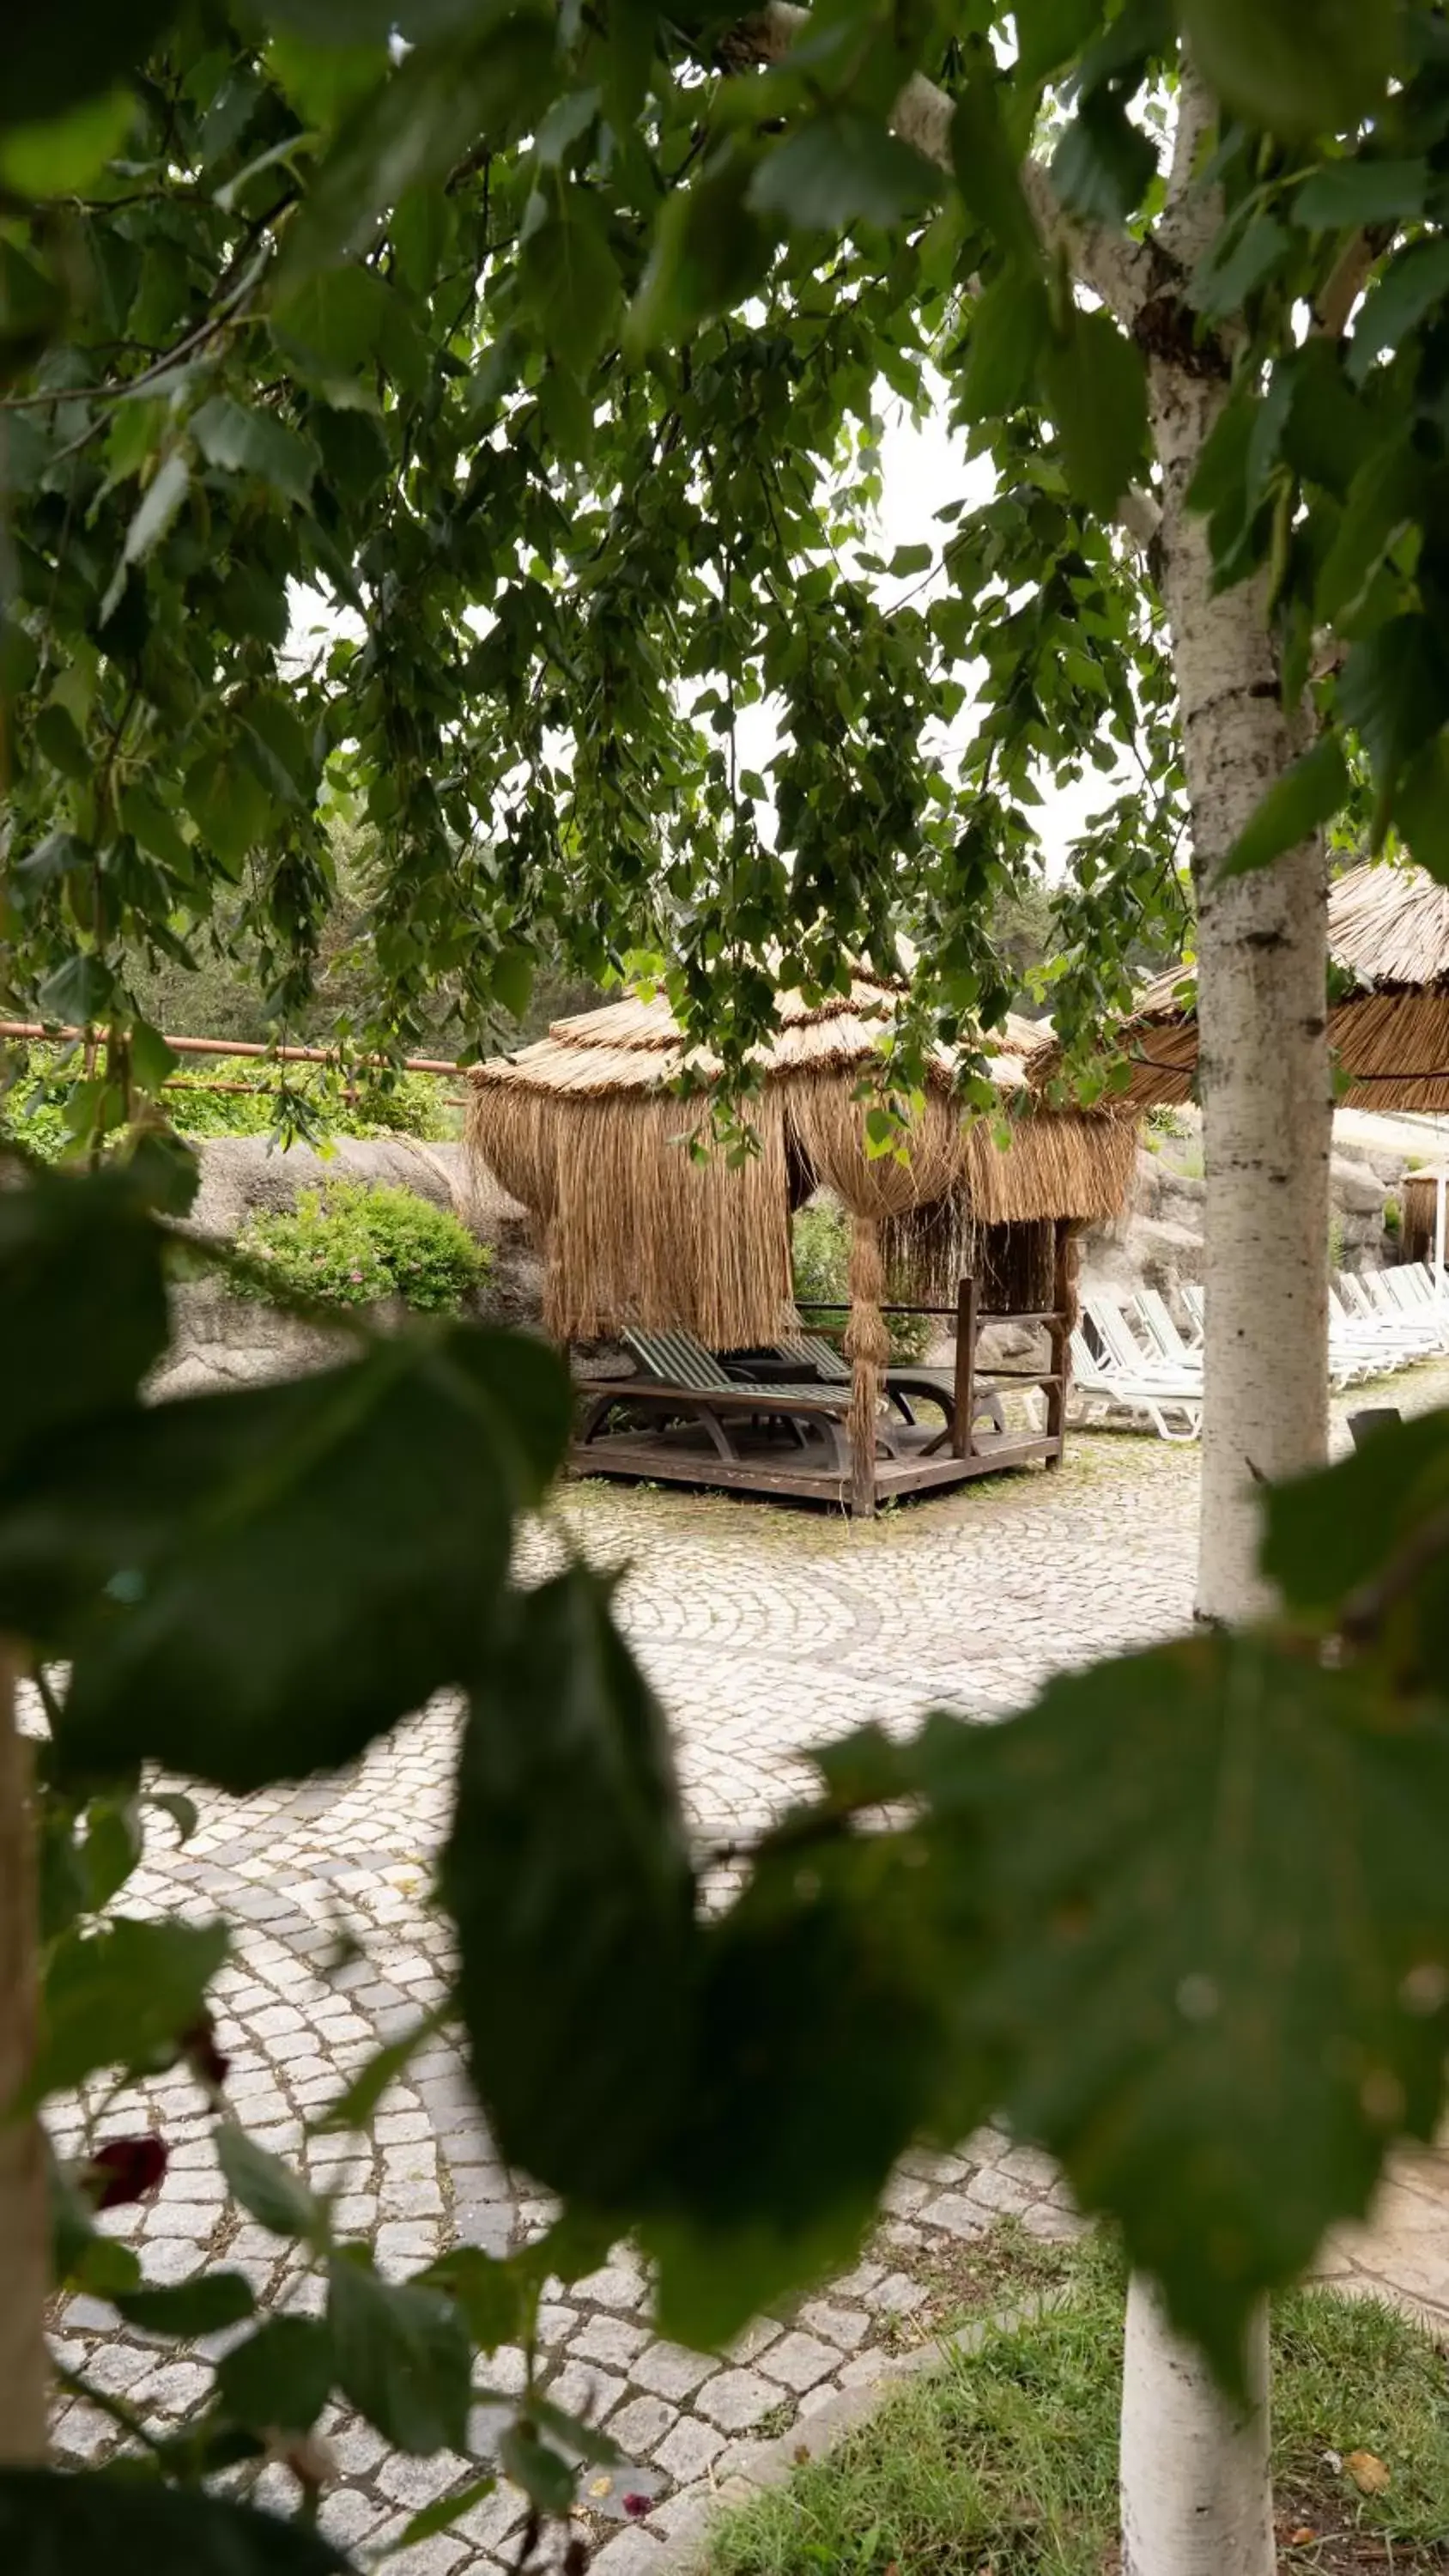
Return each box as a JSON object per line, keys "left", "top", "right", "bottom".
{"left": 165, "top": 1060, "right": 452, "bottom": 1140}
{"left": 236, "top": 1182, "right": 490, "bottom": 1313}
{"left": 1, "top": 1042, "right": 452, "bottom": 1154}
{"left": 1385, "top": 1194, "right": 1402, "bottom": 1237}
{"left": 1, "top": 1045, "right": 70, "bottom": 1163}
{"left": 791, "top": 1200, "right": 931, "bottom": 1364}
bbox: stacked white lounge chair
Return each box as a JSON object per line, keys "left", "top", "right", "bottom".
{"left": 1071, "top": 1289, "right": 1203, "bottom": 1443}
{"left": 1071, "top": 1267, "right": 1448, "bottom": 1445}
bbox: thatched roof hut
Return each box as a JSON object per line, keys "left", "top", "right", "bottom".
{"left": 469, "top": 969, "right": 1135, "bottom": 1507}
{"left": 1040, "top": 861, "right": 1449, "bottom": 1114}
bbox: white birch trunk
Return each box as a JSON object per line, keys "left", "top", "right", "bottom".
{"left": 0, "top": 1652, "right": 49, "bottom": 2464}
{"left": 1121, "top": 2276, "right": 1274, "bottom": 2576}
{"left": 1116, "top": 69, "right": 1333, "bottom": 2576}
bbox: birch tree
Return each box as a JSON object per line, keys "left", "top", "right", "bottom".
{"left": 4, "top": 6, "right": 1449, "bottom": 2575}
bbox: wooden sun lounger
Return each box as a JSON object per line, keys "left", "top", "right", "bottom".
{"left": 773, "top": 1329, "right": 1008, "bottom": 1438}
{"left": 574, "top": 1327, "right": 906, "bottom": 1478}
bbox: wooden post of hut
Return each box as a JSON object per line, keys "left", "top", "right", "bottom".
{"left": 844, "top": 1213, "right": 889, "bottom": 1519}
{"left": 953, "top": 1276, "right": 977, "bottom": 1461}
{"left": 1044, "top": 1220, "right": 1077, "bottom": 1467}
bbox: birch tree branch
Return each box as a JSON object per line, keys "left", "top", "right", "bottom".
{"left": 749, "top": 1, "right": 1163, "bottom": 328}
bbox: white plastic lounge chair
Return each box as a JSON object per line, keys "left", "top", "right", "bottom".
{"left": 1069, "top": 1327, "right": 1202, "bottom": 1443}
{"left": 1358, "top": 1272, "right": 1446, "bottom": 1354}
{"left": 1131, "top": 1286, "right": 1205, "bottom": 1379}
{"left": 1082, "top": 1290, "right": 1203, "bottom": 1396}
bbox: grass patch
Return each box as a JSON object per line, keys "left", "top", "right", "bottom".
{"left": 701, "top": 2241, "right": 1449, "bottom": 2575}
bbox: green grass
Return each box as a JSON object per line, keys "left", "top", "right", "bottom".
{"left": 701, "top": 2241, "right": 1449, "bottom": 2574}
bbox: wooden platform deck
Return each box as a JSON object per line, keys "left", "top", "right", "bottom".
{"left": 569, "top": 1415, "right": 1062, "bottom": 1508}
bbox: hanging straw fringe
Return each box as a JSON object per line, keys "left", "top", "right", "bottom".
{"left": 844, "top": 1213, "right": 891, "bottom": 1510}
{"left": 544, "top": 1089, "right": 793, "bottom": 1346}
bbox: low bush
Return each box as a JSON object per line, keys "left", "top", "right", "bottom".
{"left": 791, "top": 1200, "right": 931, "bottom": 1364}
{"left": 0, "top": 1042, "right": 452, "bottom": 1158}
{"left": 235, "top": 1182, "right": 490, "bottom": 1313}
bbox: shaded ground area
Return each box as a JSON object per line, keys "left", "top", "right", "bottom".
{"left": 45, "top": 1366, "right": 1449, "bottom": 2571}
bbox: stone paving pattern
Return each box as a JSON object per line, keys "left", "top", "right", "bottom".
{"left": 44, "top": 1370, "right": 1449, "bottom": 2570}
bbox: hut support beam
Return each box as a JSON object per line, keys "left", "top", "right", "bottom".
{"left": 1045, "top": 1223, "right": 1075, "bottom": 1467}
{"left": 952, "top": 1276, "right": 977, "bottom": 1461}
{"left": 845, "top": 1213, "right": 889, "bottom": 1520}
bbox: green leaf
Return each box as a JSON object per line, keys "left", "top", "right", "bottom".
{"left": 1050, "top": 93, "right": 1156, "bottom": 228}
{"left": 191, "top": 396, "right": 319, "bottom": 510}
{"left": 912, "top": 1632, "right": 1449, "bottom": 2391}
{"left": 1219, "top": 738, "right": 1349, "bottom": 878}
{"left": 216, "top": 2128, "right": 327, "bottom": 2243}
{"left": 750, "top": 112, "right": 941, "bottom": 231}
{"left": 242, "top": 690, "right": 321, "bottom": 804}
{"left": 33, "top": 704, "right": 88, "bottom": 780}
{"left": 79, "top": 1798, "right": 142, "bottom": 1910}
{"left": 497, "top": 2422, "right": 575, "bottom": 2513}
{"left": 271, "top": 266, "right": 397, "bottom": 385}
{"left": 951, "top": 70, "right": 1039, "bottom": 267}
{"left": 279, "top": 24, "right": 556, "bottom": 287}
{"left": 518, "top": 190, "right": 621, "bottom": 373}
{"left": 217, "top": 2316, "right": 336, "bottom": 2432}
{"left": 115, "top": 2270, "right": 257, "bottom": 2336}
{"left": 0, "top": 1171, "right": 167, "bottom": 1468}
{"left": 1279, "top": 339, "right": 1376, "bottom": 501}
{"left": 28, "top": 1916, "right": 227, "bottom": 2100}
{"left": 491, "top": 945, "right": 535, "bottom": 1018}
{"left": 412, "top": 2245, "right": 524, "bottom": 2354}
{"left": 1392, "top": 735, "right": 1449, "bottom": 884}
{"left": 328, "top": 2253, "right": 471, "bottom": 2453}
{"left": 104, "top": 451, "right": 189, "bottom": 619}
{"left": 36, "top": 954, "right": 115, "bottom": 1025}
{"left": 1260, "top": 1410, "right": 1449, "bottom": 1619}
{"left": 16, "top": 827, "right": 90, "bottom": 890}
{"left": 446, "top": 1565, "right": 696, "bottom": 2205}
{"left": 1179, "top": 0, "right": 1395, "bottom": 139}
{"left": 1294, "top": 159, "right": 1427, "bottom": 231}
{"left": 888, "top": 544, "right": 932, "bottom": 577}
{"left": 645, "top": 1820, "right": 968, "bottom": 2349}
{"left": 37, "top": 1327, "right": 569, "bottom": 1791}
{"left": 310, "top": 2010, "right": 440, "bottom": 2133}
{"left": 627, "top": 148, "right": 775, "bottom": 348}
{"left": 1349, "top": 238, "right": 1449, "bottom": 384}
{"left": 130, "top": 1018, "right": 179, "bottom": 1096}
{"left": 0, "top": 88, "right": 133, "bottom": 197}
{"left": 0, "top": 9, "right": 175, "bottom": 132}
{"left": 1340, "top": 616, "right": 1449, "bottom": 842}
{"left": 118, "top": 787, "right": 191, "bottom": 877}
{"left": 1015, "top": 0, "right": 1106, "bottom": 87}
{"left": 1315, "top": 440, "right": 1423, "bottom": 625}
{"left": 149, "top": 1790, "right": 199, "bottom": 1844}
{"left": 1040, "top": 305, "right": 1148, "bottom": 517}
{"left": 183, "top": 742, "right": 274, "bottom": 870}
{"left": 385, "top": 2475, "right": 498, "bottom": 2553}
{"left": 1191, "top": 214, "right": 1292, "bottom": 321}
{"left": 0, "top": 2470, "right": 355, "bottom": 2575}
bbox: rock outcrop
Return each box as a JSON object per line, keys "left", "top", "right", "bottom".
{"left": 155, "top": 1135, "right": 538, "bottom": 1400}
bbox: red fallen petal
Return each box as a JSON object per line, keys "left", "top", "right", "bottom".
{"left": 87, "top": 2136, "right": 168, "bottom": 2209}
{"left": 622, "top": 2495, "right": 652, "bottom": 2520}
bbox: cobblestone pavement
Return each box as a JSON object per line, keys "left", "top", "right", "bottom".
{"left": 45, "top": 1366, "right": 1449, "bottom": 2571}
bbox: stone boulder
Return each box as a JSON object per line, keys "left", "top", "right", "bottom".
{"left": 155, "top": 1133, "right": 543, "bottom": 1398}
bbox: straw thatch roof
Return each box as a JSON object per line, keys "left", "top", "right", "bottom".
{"left": 469, "top": 969, "right": 1135, "bottom": 1346}
{"left": 1032, "top": 861, "right": 1449, "bottom": 1115}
